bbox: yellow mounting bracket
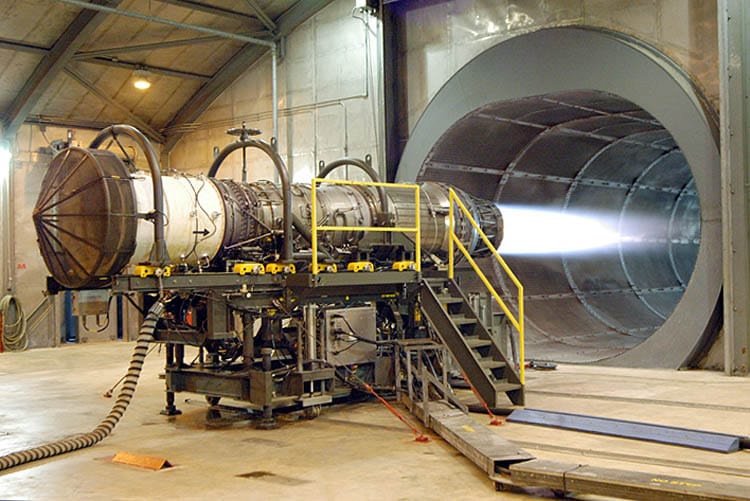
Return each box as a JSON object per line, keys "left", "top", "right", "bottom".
{"left": 233, "top": 262, "right": 265, "bottom": 275}
{"left": 392, "top": 260, "right": 416, "bottom": 271}
{"left": 134, "top": 265, "right": 172, "bottom": 278}
{"left": 265, "top": 262, "right": 296, "bottom": 275}
{"left": 312, "top": 263, "right": 337, "bottom": 273}
{"left": 347, "top": 261, "right": 374, "bottom": 272}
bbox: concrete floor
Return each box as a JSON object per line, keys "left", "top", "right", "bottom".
{"left": 1, "top": 343, "right": 750, "bottom": 500}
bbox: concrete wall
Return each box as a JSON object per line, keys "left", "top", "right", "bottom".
{"left": 168, "top": 0, "right": 383, "bottom": 183}
{"left": 394, "top": 0, "right": 718, "bottom": 141}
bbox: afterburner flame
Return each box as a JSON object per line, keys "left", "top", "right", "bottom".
{"left": 497, "top": 205, "right": 621, "bottom": 255}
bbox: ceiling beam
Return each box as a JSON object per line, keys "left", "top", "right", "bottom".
{"left": 25, "top": 114, "right": 115, "bottom": 131}
{"left": 72, "top": 32, "right": 267, "bottom": 59}
{"left": 156, "top": 0, "right": 261, "bottom": 25}
{"left": 162, "top": 0, "right": 335, "bottom": 155}
{"left": 0, "top": 37, "right": 48, "bottom": 56}
{"left": 80, "top": 57, "right": 211, "bottom": 81}
{"left": 2, "top": 0, "right": 123, "bottom": 139}
{"left": 56, "top": 0, "right": 274, "bottom": 48}
{"left": 64, "top": 67, "right": 165, "bottom": 143}
{"left": 243, "top": 0, "right": 277, "bottom": 33}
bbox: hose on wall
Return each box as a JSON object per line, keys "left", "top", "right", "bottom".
{"left": 0, "top": 295, "right": 27, "bottom": 352}
{"left": 0, "top": 300, "right": 164, "bottom": 472}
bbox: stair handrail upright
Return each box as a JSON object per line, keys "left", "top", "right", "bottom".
{"left": 448, "top": 188, "right": 525, "bottom": 384}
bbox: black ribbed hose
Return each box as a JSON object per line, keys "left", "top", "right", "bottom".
{"left": 0, "top": 300, "right": 164, "bottom": 473}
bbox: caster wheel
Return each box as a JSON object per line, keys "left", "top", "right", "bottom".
{"left": 303, "top": 405, "right": 322, "bottom": 419}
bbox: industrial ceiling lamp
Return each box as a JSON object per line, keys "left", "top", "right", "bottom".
{"left": 132, "top": 68, "right": 152, "bottom": 90}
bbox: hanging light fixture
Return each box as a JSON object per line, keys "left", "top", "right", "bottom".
{"left": 132, "top": 68, "right": 152, "bottom": 90}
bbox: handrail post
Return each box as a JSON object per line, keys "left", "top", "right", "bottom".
{"left": 311, "top": 179, "right": 318, "bottom": 275}
{"left": 448, "top": 189, "right": 455, "bottom": 279}
{"left": 414, "top": 185, "right": 421, "bottom": 272}
{"left": 519, "top": 284, "right": 525, "bottom": 384}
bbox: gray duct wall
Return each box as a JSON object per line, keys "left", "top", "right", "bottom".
{"left": 390, "top": 2, "right": 722, "bottom": 368}
{"left": 390, "top": 1, "right": 718, "bottom": 148}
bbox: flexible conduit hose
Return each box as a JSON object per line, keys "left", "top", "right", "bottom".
{"left": 0, "top": 300, "right": 164, "bottom": 472}
{"left": 0, "top": 295, "right": 28, "bottom": 352}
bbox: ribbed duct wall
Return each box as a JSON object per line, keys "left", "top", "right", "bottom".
{"left": 397, "top": 28, "right": 721, "bottom": 368}
{"left": 420, "top": 90, "right": 699, "bottom": 362}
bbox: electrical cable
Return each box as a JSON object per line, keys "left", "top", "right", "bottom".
{"left": 0, "top": 300, "right": 164, "bottom": 472}
{"left": 0, "top": 295, "right": 28, "bottom": 351}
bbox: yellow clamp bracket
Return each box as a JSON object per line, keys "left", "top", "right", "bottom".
{"left": 347, "top": 261, "right": 374, "bottom": 272}
{"left": 392, "top": 260, "right": 416, "bottom": 272}
{"left": 265, "top": 263, "right": 296, "bottom": 275}
{"left": 233, "top": 262, "right": 265, "bottom": 275}
{"left": 312, "top": 263, "right": 337, "bottom": 274}
{"left": 134, "top": 265, "right": 173, "bottom": 278}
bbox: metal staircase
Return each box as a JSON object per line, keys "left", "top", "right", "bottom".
{"left": 420, "top": 275, "right": 524, "bottom": 406}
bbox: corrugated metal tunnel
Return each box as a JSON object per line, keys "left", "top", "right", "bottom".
{"left": 420, "top": 90, "right": 699, "bottom": 362}
{"left": 397, "top": 28, "right": 722, "bottom": 368}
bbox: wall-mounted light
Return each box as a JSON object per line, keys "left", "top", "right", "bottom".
{"left": 132, "top": 69, "right": 152, "bottom": 90}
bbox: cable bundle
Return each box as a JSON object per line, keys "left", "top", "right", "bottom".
{"left": 0, "top": 295, "right": 27, "bottom": 351}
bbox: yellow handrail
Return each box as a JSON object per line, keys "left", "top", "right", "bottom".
{"left": 310, "top": 178, "right": 421, "bottom": 274}
{"left": 448, "top": 188, "right": 525, "bottom": 384}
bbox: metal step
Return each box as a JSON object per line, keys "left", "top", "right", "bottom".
{"left": 436, "top": 295, "right": 463, "bottom": 304}
{"left": 465, "top": 336, "right": 492, "bottom": 349}
{"left": 419, "top": 277, "right": 524, "bottom": 407}
{"left": 478, "top": 358, "right": 506, "bottom": 370}
{"left": 449, "top": 315, "right": 477, "bottom": 325}
{"left": 494, "top": 382, "right": 522, "bottom": 392}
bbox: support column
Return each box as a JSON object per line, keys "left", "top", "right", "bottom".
{"left": 0, "top": 134, "right": 14, "bottom": 294}
{"left": 719, "top": 0, "right": 750, "bottom": 375}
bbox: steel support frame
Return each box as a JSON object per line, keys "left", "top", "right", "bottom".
{"left": 719, "top": 0, "right": 750, "bottom": 376}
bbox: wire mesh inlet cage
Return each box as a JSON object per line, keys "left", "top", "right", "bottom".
{"left": 33, "top": 147, "right": 138, "bottom": 288}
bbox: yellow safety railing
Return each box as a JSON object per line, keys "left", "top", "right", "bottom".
{"left": 311, "top": 178, "right": 421, "bottom": 274}
{"left": 448, "top": 188, "right": 525, "bottom": 384}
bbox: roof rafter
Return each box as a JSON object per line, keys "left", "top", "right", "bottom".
{"left": 0, "top": 37, "right": 48, "bottom": 56}
{"left": 162, "top": 0, "right": 335, "bottom": 156}
{"left": 156, "top": 0, "right": 262, "bottom": 25}
{"left": 80, "top": 57, "right": 212, "bottom": 81}
{"left": 242, "top": 0, "right": 277, "bottom": 33}
{"left": 72, "top": 32, "right": 266, "bottom": 60}
{"left": 2, "top": 0, "right": 123, "bottom": 138}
